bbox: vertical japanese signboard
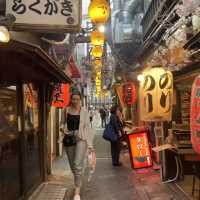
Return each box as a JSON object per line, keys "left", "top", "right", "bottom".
{"left": 128, "top": 132, "right": 152, "bottom": 169}
{"left": 6, "top": 0, "right": 81, "bottom": 32}
{"left": 52, "top": 83, "right": 70, "bottom": 108}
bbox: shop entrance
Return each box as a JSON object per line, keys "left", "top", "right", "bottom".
{"left": 0, "top": 86, "right": 21, "bottom": 200}
{"left": 0, "top": 84, "right": 43, "bottom": 200}
{"left": 23, "top": 83, "right": 42, "bottom": 194}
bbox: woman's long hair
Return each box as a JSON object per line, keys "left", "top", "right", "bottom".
{"left": 110, "top": 105, "right": 122, "bottom": 115}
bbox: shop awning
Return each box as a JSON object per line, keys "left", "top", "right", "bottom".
{"left": 0, "top": 40, "right": 72, "bottom": 84}
{"left": 68, "top": 56, "right": 81, "bottom": 79}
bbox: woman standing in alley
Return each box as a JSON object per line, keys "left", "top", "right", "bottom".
{"left": 60, "top": 91, "right": 94, "bottom": 200}
{"left": 109, "top": 105, "right": 124, "bottom": 166}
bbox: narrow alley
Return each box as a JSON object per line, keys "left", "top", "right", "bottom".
{"left": 1, "top": 1, "right": 200, "bottom": 200}
{"left": 30, "top": 128, "right": 191, "bottom": 200}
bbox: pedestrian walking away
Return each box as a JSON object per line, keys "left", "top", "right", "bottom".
{"left": 89, "top": 108, "right": 94, "bottom": 128}
{"left": 99, "top": 107, "right": 107, "bottom": 128}
{"left": 59, "top": 91, "right": 94, "bottom": 200}
{"left": 109, "top": 105, "right": 124, "bottom": 166}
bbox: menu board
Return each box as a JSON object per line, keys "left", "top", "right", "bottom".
{"left": 128, "top": 132, "right": 152, "bottom": 169}
{"left": 180, "top": 91, "right": 191, "bottom": 123}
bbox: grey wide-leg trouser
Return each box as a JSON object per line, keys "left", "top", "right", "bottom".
{"left": 65, "top": 140, "right": 87, "bottom": 187}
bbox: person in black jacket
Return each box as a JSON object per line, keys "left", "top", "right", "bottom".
{"left": 109, "top": 105, "right": 124, "bottom": 166}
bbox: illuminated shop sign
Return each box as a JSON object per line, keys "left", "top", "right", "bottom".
{"left": 128, "top": 132, "right": 152, "bottom": 169}
{"left": 139, "top": 68, "right": 173, "bottom": 121}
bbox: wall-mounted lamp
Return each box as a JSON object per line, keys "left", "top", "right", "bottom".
{"left": 0, "top": 14, "right": 16, "bottom": 43}
{"left": 0, "top": 26, "right": 10, "bottom": 43}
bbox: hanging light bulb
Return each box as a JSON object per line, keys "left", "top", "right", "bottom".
{"left": 0, "top": 26, "right": 10, "bottom": 43}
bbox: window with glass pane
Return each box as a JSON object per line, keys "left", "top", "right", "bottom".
{"left": 0, "top": 86, "right": 20, "bottom": 200}
{"left": 23, "top": 83, "right": 42, "bottom": 192}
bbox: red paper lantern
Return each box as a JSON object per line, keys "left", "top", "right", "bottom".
{"left": 52, "top": 83, "right": 70, "bottom": 108}
{"left": 123, "top": 82, "right": 137, "bottom": 105}
{"left": 191, "top": 75, "right": 200, "bottom": 154}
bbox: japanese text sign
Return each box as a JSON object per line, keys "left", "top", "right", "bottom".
{"left": 6, "top": 0, "right": 81, "bottom": 32}
{"left": 139, "top": 68, "right": 173, "bottom": 122}
{"left": 128, "top": 132, "right": 152, "bottom": 169}
{"left": 52, "top": 83, "right": 70, "bottom": 108}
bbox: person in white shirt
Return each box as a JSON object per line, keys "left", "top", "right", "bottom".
{"left": 60, "top": 91, "right": 94, "bottom": 200}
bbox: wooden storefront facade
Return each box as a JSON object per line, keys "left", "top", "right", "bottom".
{"left": 0, "top": 40, "right": 71, "bottom": 200}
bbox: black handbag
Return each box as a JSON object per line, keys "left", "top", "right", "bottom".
{"left": 63, "top": 132, "right": 77, "bottom": 147}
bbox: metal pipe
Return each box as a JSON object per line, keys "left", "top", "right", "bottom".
{"left": 121, "top": 0, "right": 142, "bottom": 24}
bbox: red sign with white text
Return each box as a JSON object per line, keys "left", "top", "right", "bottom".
{"left": 52, "top": 83, "right": 70, "bottom": 108}
{"left": 128, "top": 132, "right": 152, "bottom": 169}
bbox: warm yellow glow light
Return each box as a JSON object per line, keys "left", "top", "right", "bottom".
{"left": 88, "top": 0, "right": 110, "bottom": 24}
{"left": 137, "top": 74, "right": 144, "bottom": 82}
{"left": 98, "top": 25, "right": 105, "bottom": 33}
{"left": 91, "top": 45, "right": 103, "bottom": 58}
{"left": 93, "top": 58, "right": 102, "bottom": 66}
{"left": 91, "top": 30, "right": 105, "bottom": 46}
{"left": 0, "top": 26, "right": 10, "bottom": 43}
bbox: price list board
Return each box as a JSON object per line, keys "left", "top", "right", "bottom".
{"left": 128, "top": 131, "right": 152, "bottom": 169}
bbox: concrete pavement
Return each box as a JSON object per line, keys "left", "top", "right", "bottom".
{"left": 29, "top": 128, "right": 191, "bottom": 200}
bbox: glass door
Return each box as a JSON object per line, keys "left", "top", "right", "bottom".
{"left": 23, "top": 83, "right": 42, "bottom": 193}
{"left": 0, "top": 86, "right": 20, "bottom": 200}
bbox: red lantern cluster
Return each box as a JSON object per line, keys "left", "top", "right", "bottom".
{"left": 122, "top": 82, "right": 137, "bottom": 105}
{"left": 52, "top": 83, "right": 70, "bottom": 108}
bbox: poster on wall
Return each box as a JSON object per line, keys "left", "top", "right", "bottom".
{"left": 191, "top": 75, "right": 200, "bottom": 154}
{"left": 139, "top": 68, "right": 173, "bottom": 121}
{"left": 128, "top": 131, "right": 152, "bottom": 169}
{"left": 6, "top": 0, "right": 81, "bottom": 32}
